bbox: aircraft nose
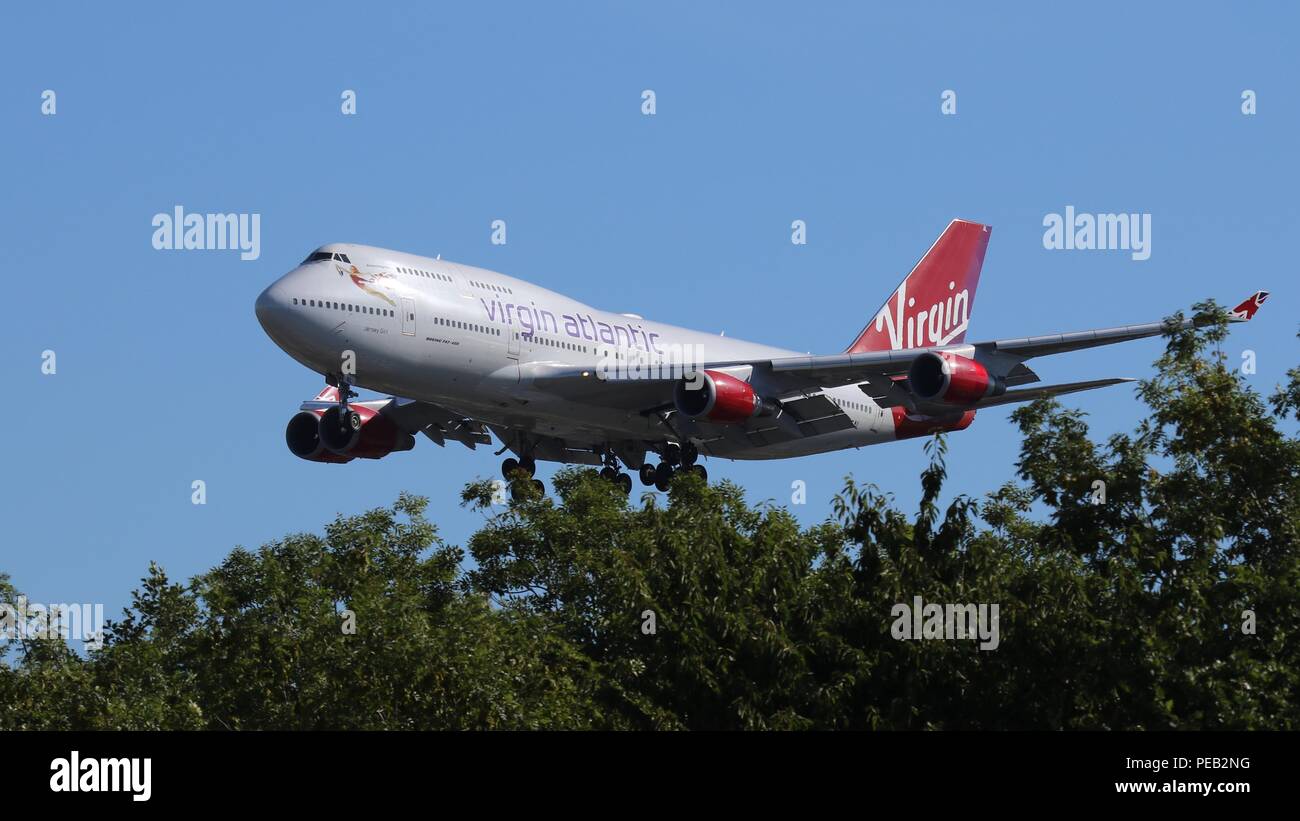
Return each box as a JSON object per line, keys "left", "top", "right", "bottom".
{"left": 255, "top": 279, "right": 288, "bottom": 336}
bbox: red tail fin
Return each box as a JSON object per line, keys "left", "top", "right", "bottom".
{"left": 845, "top": 219, "right": 991, "bottom": 353}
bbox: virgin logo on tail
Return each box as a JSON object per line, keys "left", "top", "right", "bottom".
{"left": 873, "top": 278, "right": 971, "bottom": 351}
{"left": 845, "top": 220, "right": 990, "bottom": 354}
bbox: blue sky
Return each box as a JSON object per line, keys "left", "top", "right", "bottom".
{"left": 2, "top": 2, "right": 1296, "bottom": 635}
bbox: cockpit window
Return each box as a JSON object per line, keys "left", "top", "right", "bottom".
{"left": 301, "top": 251, "right": 352, "bottom": 264}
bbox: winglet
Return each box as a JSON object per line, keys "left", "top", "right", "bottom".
{"left": 1228, "top": 291, "right": 1269, "bottom": 322}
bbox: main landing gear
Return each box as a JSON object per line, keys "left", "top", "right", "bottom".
{"left": 639, "top": 442, "right": 706, "bottom": 491}
{"left": 501, "top": 455, "right": 544, "bottom": 501}
{"left": 598, "top": 452, "right": 633, "bottom": 495}
{"left": 498, "top": 443, "right": 706, "bottom": 500}
{"left": 500, "top": 456, "right": 536, "bottom": 481}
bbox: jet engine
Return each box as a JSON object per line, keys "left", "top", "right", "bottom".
{"left": 673, "top": 370, "right": 762, "bottom": 423}
{"left": 907, "top": 352, "right": 1006, "bottom": 405}
{"left": 285, "top": 405, "right": 415, "bottom": 462}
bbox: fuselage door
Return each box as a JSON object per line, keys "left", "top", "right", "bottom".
{"left": 401, "top": 296, "right": 416, "bottom": 336}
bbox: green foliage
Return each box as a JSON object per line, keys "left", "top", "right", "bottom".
{"left": 2, "top": 307, "right": 1297, "bottom": 729}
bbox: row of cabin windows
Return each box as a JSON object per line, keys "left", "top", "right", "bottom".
{"left": 393, "top": 265, "right": 516, "bottom": 296}
{"left": 433, "top": 316, "right": 501, "bottom": 337}
{"left": 398, "top": 265, "right": 453, "bottom": 283}
{"left": 303, "top": 251, "right": 352, "bottom": 264}
{"left": 528, "top": 334, "right": 587, "bottom": 353}
{"left": 292, "top": 297, "right": 394, "bottom": 317}
{"left": 469, "top": 279, "right": 512, "bottom": 295}
{"left": 836, "top": 398, "right": 880, "bottom": 414}
{"left": 289, "top": 296, "right": 613, "bottom": 354}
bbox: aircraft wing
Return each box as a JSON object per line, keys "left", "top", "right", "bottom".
{"left": 528, "top": 291, "right": 1267, "bottom": 412}
{"left": 766, "top": 291, "right": 1268, "bottom": 389}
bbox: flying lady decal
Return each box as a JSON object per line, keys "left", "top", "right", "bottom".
{"left": 337, "top": 263, "right": 397, "bottom": 307}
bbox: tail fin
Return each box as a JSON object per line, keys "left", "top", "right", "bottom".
{"left": 314, "top": 385, "right": 341, "bottom": 402}
{"left": 845, "top": 219, "right": 991, "bottom": 353}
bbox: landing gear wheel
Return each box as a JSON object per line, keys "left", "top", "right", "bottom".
{"left": 663, "top": 442, "right": 682, "bottom": 467}
{"left": 639, "top": 463, "right": 657, "bottom": 486}
{"left": 344, "top": 410, "right": 362, "bottom": 432}
{"left": 501, "top": 458, "right": 520, "bottom": 480}
{"left": 519, "top": 457, "right": 537, "bottom": 477}
{"left": 680, "top": 441, "right": 698, "bottom": 467}
{"left": 510, "top": 477, "right": 545, "bottom": 501}
{"left": 616, "top": 473, "right": 632, "bottom": 495}
{"left": 654, "top": 463, "right": 674, "bottom": 492}
{"left": 599, "top": 466, "right": 617, "bottom": 482}
{"left": 688, "top": 464, "right": 708, "bottom": 483}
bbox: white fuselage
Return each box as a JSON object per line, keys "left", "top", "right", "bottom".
{"left": 255, "top": 243, "right": 902, "bottom": 461}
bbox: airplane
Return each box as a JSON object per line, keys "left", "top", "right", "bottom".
{"left": 254, "top": 219, "right": 1268, "bottom": 498}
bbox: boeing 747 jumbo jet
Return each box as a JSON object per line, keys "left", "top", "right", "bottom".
{"left": 255, "top": 220, "right": 1267, "bottom": 497}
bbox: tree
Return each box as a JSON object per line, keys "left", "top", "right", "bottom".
{"left": 2, "top": 304, "right": 1296, "bottom": 729}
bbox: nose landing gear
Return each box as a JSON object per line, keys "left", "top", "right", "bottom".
{"left": 325, "top": 378, "right": 361, "bottom": 434}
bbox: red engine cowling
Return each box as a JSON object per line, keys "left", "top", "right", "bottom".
{"left": 673, "top": 370, "right": 762, "bottom": 423}
{"left": 907, "top": 352, "right": 1005, "bottom": 405}
{"left": 285, "top": 406, "right": 415, "bottom": 462}
{"left": 318, "top": 405, "right": 415, "bottom": 459}
{"left": 892, "top": 406, "right": 976, "bottom": 440}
